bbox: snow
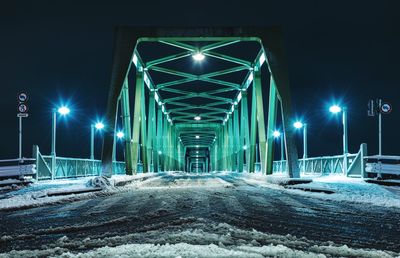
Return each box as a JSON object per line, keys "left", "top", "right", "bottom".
{"left": 1, "top": 220, "right": 398, "bottom": 257}
{"left": 240, "top": 173, "right": 400, "bottom": 209}
{"left": 0, "top": 173, "right": 158, "bottom": 211}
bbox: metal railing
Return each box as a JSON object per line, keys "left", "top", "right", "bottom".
{"left": 273, "top": 154, "right": 358, "bottom": 175}
{"left": 33, "top": 145, "right": 125, "bottom": 180}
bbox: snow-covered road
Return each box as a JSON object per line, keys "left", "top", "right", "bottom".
{"left": 0, "top": 173, "right": 399, "bottom": 257}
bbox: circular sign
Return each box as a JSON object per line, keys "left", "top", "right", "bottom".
{"left": 18, "top": 103, "right": 28, "bottom": 113}
{"left": 380, "top": 102, "right": 392, "bottom": 114}
{"left": 18, "top": 92, "right": 28, "bottom": 102}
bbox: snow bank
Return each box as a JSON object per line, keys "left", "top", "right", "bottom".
{"left": 241, "top": 173, "right": 400, "bottom": 209}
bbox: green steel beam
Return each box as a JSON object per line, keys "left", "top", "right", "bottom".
{"left": 265, "top": 76, "right": 278, "bottom": 175}
{"left": 200, "top": 40, "right": 241, "bottom": 52}
{"left": 140, "top": 74, "right": 148, "bottom": 172}
{"left": 131, "top": 71, "right": 144, "bottom": 174}
{"left": 147, "top": 93, "right": 156, "bottom": 172}
{"left": 120, "top": 79, "right": 134, "bottom": 174}
{"left": 249, "top": 76, "right": 257, "bottom": 173}
{"left": 204, "top": 51, "right": 252, "bottom": 68}
{"left": 146, "top": 51, "right": 192, "bottom": 68}
{"left": 254, "top": 69, "right": 267, "bottom": 174}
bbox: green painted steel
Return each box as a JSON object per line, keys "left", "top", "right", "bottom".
{"left": 102, "top": 28, "right": 300, "bottom": 178}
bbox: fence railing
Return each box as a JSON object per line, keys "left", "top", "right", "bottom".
{"left": 272, "top": 153, "right": 363, "bottom": 176}
{"left": 33, "top": 145, "right": 125, "bottom": 180}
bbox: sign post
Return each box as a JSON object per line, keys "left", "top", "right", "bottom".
{"left": 17, "top": 92, "right": 29, "bottom": 160}
{"left": 368, "top": 99, "right": 392, "bottom": 156}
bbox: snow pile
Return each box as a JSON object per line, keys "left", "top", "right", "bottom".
{"left": 86, "top": 176, "right": 114, "bottom": 190}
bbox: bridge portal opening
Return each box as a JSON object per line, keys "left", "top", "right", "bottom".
{"left": 101, "top": 27, "right": 300, "bottom": 178}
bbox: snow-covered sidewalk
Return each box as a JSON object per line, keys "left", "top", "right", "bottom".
{"left": 0, "top": 173, "right": 158, "bottom": 211}
{"left": 240, "top": 173, "right": 400, "bottom": 209}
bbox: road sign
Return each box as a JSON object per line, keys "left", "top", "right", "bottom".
{"left": 368, "top": 99, "right": 375, "bottom": 116}
{"left": 18, "top": 103, "right": 28, "bottom": 113}
{"left": 17, "top": 113, "right": 29, "bottom": 118}
{"left": 18, "top": 92, "right": 29, "bottom": 102}
{"left": 380, "top": 102, "right": 392, "bottom": 114}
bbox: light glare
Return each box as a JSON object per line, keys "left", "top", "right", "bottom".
{"left": 95, "top": 122, "right": 104, "bottom": 130}
{"left": 192, "top": 52, "right": 205, "bottom": 61}
{"left": 293, "top": 121, "right": 303, "bottom": 129}
{"left": 116, "top": 131, "right": 125, "bottom": 139}
{"left": 273, "top": 130, "right": 281, "bottom": 138}
{"left": 329, "top": 105, "right": 342, "bottom": 114}
{"left": 57, "top": 106, "right": 70, "bottom": 116}
{"left": 194, "top": 115, "right": 201, "bottom": 121}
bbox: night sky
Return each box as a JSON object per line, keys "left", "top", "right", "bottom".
{"left": 0, "top": 1, "right": 399, "bottom": 160}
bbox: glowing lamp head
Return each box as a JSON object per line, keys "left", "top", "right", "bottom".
{"left": 95, "top": 122, "right": 104, "bottom": 130}
{"left": 329, "top": 105, "right": 342, "bottom": 114}
{"left": 273, "top": 130, "right": 281, "bottom": 138}
{"left": 116, "top": 131, "right": 125, "bottom": 139}
{"left": 158, "top": 151, "right": 162, "bottom": 155}
{"left": 243, "top": 145, "right": 247, "bottom": 150}
{"left": 194, "top": 115, "right": 201, "bottom": 121}
{"left": 195, "top": 135, "right": 200, "bottom": 139}
{"left": 57, "top": 106, "right": 70, "bottom": 116}
{"left": 293, "top": 121, "right": 304, "bottom": 129}
{"left": 192, "top": 52, "right": 205, "bottom": 61}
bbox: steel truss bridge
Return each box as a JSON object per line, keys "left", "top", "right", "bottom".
{"left": 99, "top": 27, "right": 301, "bottom": 177}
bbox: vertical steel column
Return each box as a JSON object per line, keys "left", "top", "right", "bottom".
{"left": 131, "top": 71, "right": 144, "bottom": 174}
{"left": 156, "top": 106, "right": 163, "bottom": 172}
{"left": 265, "top": 76, "right": 278, "bottom": 174}
{"left": 233, "top": 107, "right": 240, "bottom": 172}
{"left": 140, "top": 81, "right": 147, "bottom": 172}
{"left": 147, "top": 93, "right": 156, "bottom": 172}
{"left": 112, "top": 98, "right": 120, "bottom": 163}
{"left": 254, "top": 69, "right": 267, "bottom": 174}
{"left": 249, "top": 74, "right": 257, "bottom": 173}
{"left": 121, "top": 79, "right": 134, "bottom": 175}
{"left": 51, "top": 111, "right": 57, "bottom": 179}
{"left": 228, "top": 116, "right": 234, "bottom": 171}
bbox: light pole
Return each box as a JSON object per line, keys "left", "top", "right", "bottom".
{"left": 329, "top": 105, "right": 348, "bottom": 173}
{"left": 273, "top": 130, "right": 284, "bottom": 173}
{"left": 90, "top": 122, "right": 104, "bottom": 160}
{"left": 293, "top": 121, "right": 307, "bottom": 158}
{"left": 51, "top": 106, "right": 70, "bottom": 179}
{"left": 113, "top": 131, "right": 124, "bottom": 162}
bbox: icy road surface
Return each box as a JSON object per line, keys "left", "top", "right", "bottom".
{"left": 0, "top": 173, "right": 399, "bottom": 257}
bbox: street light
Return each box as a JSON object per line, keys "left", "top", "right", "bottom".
{"left": 194, "top": 115, "right": 201, "bottom": 121}
{"left": 90, "top": 122, "right": 104, "bottom": 160}
{"left": 117, "top": 131, "right": 125, "bottom": 139}
{"left": 329, "top": 105, "right": 348, "bottom": 172}
{"left": 293, "top": 121, "right": 307, "bottom": 159}
{"left": 51, "top": 106, "right": 70, "bottom": 179}
{"left": 273, "top": 130, "right": 284, "bottom": 162}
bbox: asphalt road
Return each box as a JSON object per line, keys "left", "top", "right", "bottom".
{"left": 0, "top": 173, "right": 399, "bottom": 254}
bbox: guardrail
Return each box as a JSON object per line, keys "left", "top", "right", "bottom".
{"left": 33, "top": 145, "right": 125, "bottom": 180}
{"left": 0, "top": 158, "right": 36, "bottom": 179}
{"left": 272, "top": 144, "right": 365, "bottom": 177}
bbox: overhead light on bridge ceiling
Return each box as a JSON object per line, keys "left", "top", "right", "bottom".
{"left": 195, "top": 135, "right": 200, "bottom": 139}
{"left": 293, "top": 121, "right": 304, "bottom": 129}
{"left": 194, "top": 115, "right": 201, "bottom": 121}
{"left": 192, "top": 52, "right": 205, "bottom": 61}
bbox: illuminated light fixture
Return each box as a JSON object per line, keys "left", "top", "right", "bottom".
{"left": 329, "top": 105, "right": 342, "bottom": 114}
{"left": 195, "top": 135, "right": 200, "bottom": 139}
{"left": 196, "top": 145, "right": 199, "bottom": 148}
{"left": 194, "top": 115, "right": 201, "bottom": 121}
{"left": 293, "top": 121, "right": 304, "bottom": 129}
{"left": 273, "top": 130, "right": 281, "bottom": 138}
{"left": 116, "top": 131, "right": 125, "bottom": 139}
{"left": 158, "top": 151, "right": 162, "bottom": 155}
{"left": 95, "top": 122, "right": 105, "bottom": 130}
{"left": 243, "top": 145, "right": 247, "bottom": 150}
{"left": 57, "top": 106, "right": 70, "bottom": 116}
{"left": 192, "top": 52, "right": 205, "bottom": 61}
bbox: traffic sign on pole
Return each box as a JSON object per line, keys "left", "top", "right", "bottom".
{"left": 380, "top": 102, "right": 392, "bottom": 114}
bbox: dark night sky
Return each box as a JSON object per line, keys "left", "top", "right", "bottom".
{"left": 0, "top": 0, "right": 399, "bottom": 160}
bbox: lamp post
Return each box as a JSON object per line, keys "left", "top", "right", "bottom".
{"left": 90, "top": 122, "right": 104, "bottom": 160}
{"left": 113, "top": 131, "right": 124, "bottom": 162}
{"left": 51, "top": 106, "right": 70, "bottom": 179}
{"left": 293, "top": 121, "right": 307, "bottom": 158}
{"left": 329, "top": 105, "right": 348, "bottom": 173}
{"left": 273, "top": 130, "right": 284, "bottom": 173}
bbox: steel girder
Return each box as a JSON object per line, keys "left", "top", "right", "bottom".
{"left": 101, "top": 27, "right": 300, "bottom": 178}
